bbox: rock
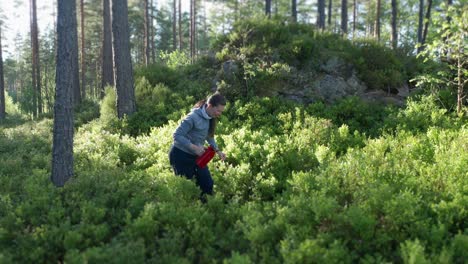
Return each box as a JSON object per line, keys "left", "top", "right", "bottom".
{"left": 213, "top": 56, "right": 406, "bottom": 106}
{"left": 321, "top": 57, "right": 353, "bottom": 79}
{"left": 397, "top": 83, "right": 410, "bottom": 97}
{"left": 360, "top": 90, "right": 406, "bottom": 107}
{"left": 222, "top": 60, "right": 239, "bottom": 81}
{"left": 312, "top": 73, "right": 367, "bottom": 103}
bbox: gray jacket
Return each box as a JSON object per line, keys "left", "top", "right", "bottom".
{"left": 173, "top": 106, "right": 219, "bottom": 156}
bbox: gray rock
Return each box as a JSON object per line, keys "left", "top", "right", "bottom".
{"left": 222, "top": 60, "right": 239, "bottom": 81}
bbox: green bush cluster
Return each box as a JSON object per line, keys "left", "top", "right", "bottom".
{"left": 213, "top": 17, "right": 415, "bottom": 98}
{"left": 1, "top": 92, "right": 466, "bottom": 262}
{"left": 352, "top": 40, "right": 406, "bottom": 92}
{"left": 97, "top": 60, "right": 217, "bottom": 136}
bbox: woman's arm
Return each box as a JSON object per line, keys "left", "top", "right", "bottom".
{"left": 174, "top": 114, "right": 205, "bottom": 156}
{"left": 173, "top": 115, "right": 194, "bottom": 147}
{"left": 207, "top": 137, "right": 226, "bottom": 161}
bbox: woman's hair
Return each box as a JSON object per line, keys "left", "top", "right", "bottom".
{"left": 194, "top": 92, "right": 226, "bottom": 138}
{"left": 207, "top": 92, "right": 227, "bottom": 107}
{"left": 194, "top": 92, "right": 226, "bottom": 108}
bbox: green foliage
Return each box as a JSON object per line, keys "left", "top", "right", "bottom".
{"left": 413, "top": 3, "right": 468, "bottom": 114}
{"left": 384, "top": 94, "right": 466, "bottom": 133}
{"left": 1, "top": 92, "right": 467, "bottom": 262}
{"left": 353, "top": 40, "right": 406, "bottom": 92}
{"left": 213, "top": 17, "right": 412, "bottom": 99}
{"left": 4, "top": 92, "right": 23, "bottom": 117}
{"left": 99, "top": 86, "right": 118, "bottom": 128}
{"left": 74, "top": 99, "right": 100, "bottom": 127}
{"left": 2, "top": 14, "right": 468, "bottom": 262}
{"left": 121, "top": 77, "right": 194, "bottom": 136}
{"left": 158, "top": 50, "right": 192, "bottom": 69}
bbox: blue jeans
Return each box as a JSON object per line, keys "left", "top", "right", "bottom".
{"left": 169, "top": 145, "right": 213, "bottom": 196}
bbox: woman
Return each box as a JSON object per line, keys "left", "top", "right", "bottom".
{"left": 169, "top": 92, "right": 227, "bottom": 197}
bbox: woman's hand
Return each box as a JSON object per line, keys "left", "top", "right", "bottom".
{"left": 190, "top": 144, "right": 205, "bottom": 156}
{"left": 217, "top": 151, "right": 226, "bottom": 161}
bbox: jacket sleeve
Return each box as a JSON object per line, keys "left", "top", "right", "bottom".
{"left": 207, "top": 137, "right": 219, "bottom": 151}
{"left": 173, "top": 114, "right": 194, "bottom": 147}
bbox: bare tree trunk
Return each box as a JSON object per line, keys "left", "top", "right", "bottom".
{"left": 0, "top": 25, "right": 5, "bottom": 120}
{"left": 374, "top": 0, "right": 381, "bottom": 41}
{"left": 101, "top": 0, "right": 114, "bottom": 97}
{"left": 178, "top": 0, "right": 182, "bottom": 50}
{"left": 457, "top": 43, "right": 464, "bottom": 114}
{"left": 292, "top": 0, "right": 297, "bottom": 22}
{"left": 80, "top": 0, "right": 86, "bottom": 101}
{"left": 144, "top": 0, "right": 150, "bottom": 65}
{"left": 151, "top": 0, "right": 156, "bottom": 62}
{"left": 391, "top": 0, "right": 398, "bottom": 49}
{"left": 327, "top": 0, "right": 332, "bottom": 28}
{"left": 52, "top": 0, "right": 78, "bottom": 187}
{"left": 43, "top": 59, "right": 49, "bottom": 113}
{"left": 53, "top": 0, "right": 57, "bottom": 51}
{"left": 353, "top": 0, "right": 357, "bottom": 39}
{"left": 317, "top": 0, "right": 325, "bottom": 30}
{"left": 417, "top": 0, "right": 432, "bottom": 53}
{"left": 421, "top": 0, "right": 432, "bottom": 47}
{"left": 173, "top": 0, "right": 177, "bottom": 51}
{"left": 190, "top": 0, "right": 196, "bottom": 60}
{"left": 112, "top": 0, "right": 136, "bottom": 118}
{"left": 30, "top": 0, "right": 41, "bottom": 116}
{"left": 341, "top": 0, "right": 348, "bottom": 36}
{"left": 202, "top": 3, "right": 207, "bottom": 52}
{"left": 265, "top": 0, "right": 271, "bottom": 18}
{"left": 417, "top": 0, "right": 424, "bottom": 52}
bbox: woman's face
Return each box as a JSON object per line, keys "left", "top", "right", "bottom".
{"left": 207, "top": 104, "right": 225, "bottom": 118}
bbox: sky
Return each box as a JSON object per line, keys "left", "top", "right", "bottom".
{"left": 0, "top": 0, "right": 189, "bottom": 59}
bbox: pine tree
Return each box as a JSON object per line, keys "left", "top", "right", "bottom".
{"left": 51, "top": 0, "right": 78, "bottom": 186}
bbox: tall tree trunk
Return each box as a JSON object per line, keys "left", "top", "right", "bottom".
{"left": 417, "top": 0, "right": 424, "bottom": 52}
{"left": 327, "top": 0, "right": 332, "bottom": 28}
{"left": 202, "top": 3, "right": 207, "bottom": 52}
{"left": 456, "top": 41, "right": 464, "bottom": 114}
{"left": 190, "top": 0, "right": 197, "bottom": 60}
{"left": 111, "top": 0, "right": 136, "bottom": 118}
{"left": 52, "top": 0, "right": 78, "bottom": 187}
{"left": 417, "top": 0, "right": 432, "bottom": 53}
{"left": 374, "top": 0, "right": 381, "bottom": 41}
{"left": 101, "top": 0, "right": 114, "bottom": 97}
{"left": 421, "top": 0, "right": 432, "bottom": 47}
{"left": 317, "top": 0, "right": 325, "bottom": 30}
{"left": 53, "top": 0, "right": 57, "bottom": 50}
{"left": 0, "top": 25, "right": 5, "bottom": 120}
{"left": 101, "top": 0, "right": 114, "bottom": 98}
{"left": 265, "top": 0, "right": 271, "bottom": 18}
{"left": 341, "top": 0, "right": 348, "bottom": 36}
{"left": 353, "top": 0, "right": 357, "bottom": 38}
{"left": 144, "top": 0, "right": 150, "bottom": 64}
{"left": 173, "top": 0, "right": 177, "bottom": 51}
{"left": 151, "top": 0, "right": 156, "bottom": 62}
{"left": 391, "top": 0, "right": 398, "bottom": 49}
{"left": 30, "top": 0, "right": 41, "bottom": 116}
{"left": 292, "top": 0, "right": 297, "bottom": 22}
{"left": 80, "top": 0, "right": 86, "bottom": 101}
{"left": 178, "top": 0, "right": 182, "bottom": 50}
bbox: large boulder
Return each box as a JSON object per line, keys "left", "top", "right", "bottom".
{"left": 278, "top": 57, "right": 367, "bottom": 103}
{"left": 214, "top": 56, "right": 409, "bottom": 106}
